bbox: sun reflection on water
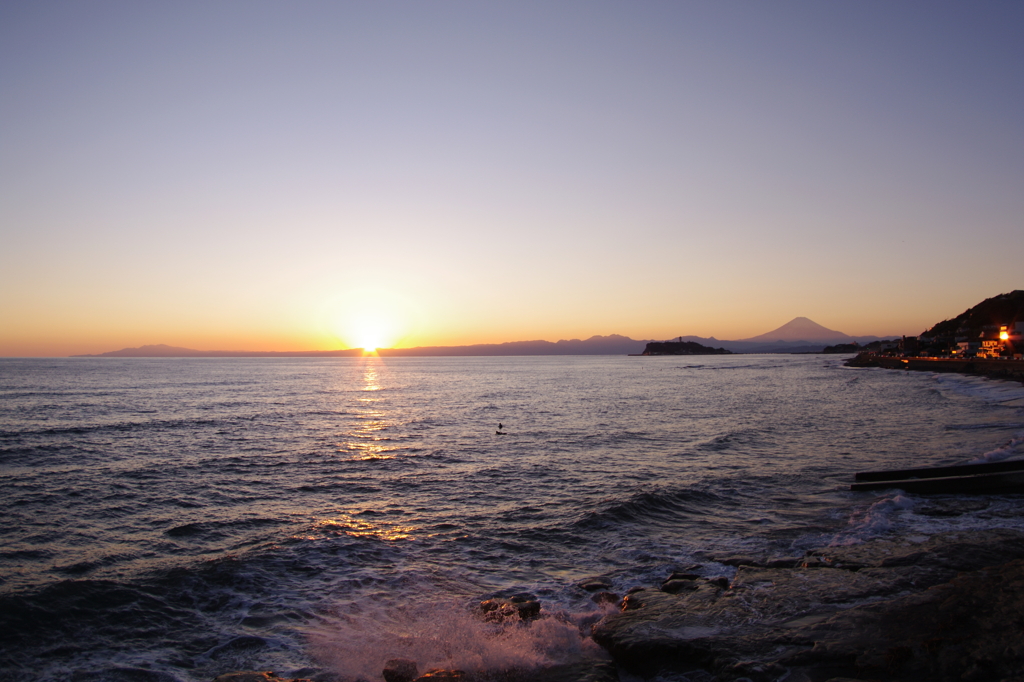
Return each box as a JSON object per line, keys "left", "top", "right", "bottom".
{"left": 338, "top": 356, "right": 399, "bottom": 460}
{"left": 314, "top": 515, "right": 416, "bottom": 541}
{"left": 360, "top": 362, "right": 381, "bottom": 393}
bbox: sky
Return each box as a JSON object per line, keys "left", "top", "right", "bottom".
{"left": 2, "top": 1, "right": 1022, "bottom": 355}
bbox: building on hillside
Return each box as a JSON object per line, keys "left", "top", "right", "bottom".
{"left": 899, "top": 336, "right": 919, "bottom": 356}
{"left": 979, "top": 329, "right": 1003, "bottom": 358}
{"left": 954, "top": 339, "right": 981, "bottom": 357}
{"left": 1003, "top": 322, "right": 1024, "bottom": 358}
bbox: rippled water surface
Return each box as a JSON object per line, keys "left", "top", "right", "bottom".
{"left": 2, "top": 355, "right": 1024, "bottom": 680}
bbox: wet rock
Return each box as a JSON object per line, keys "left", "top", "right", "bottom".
{"left": 213, "top": 673, "right": 311, "bottom": 682}
{"left": 763, "top": 558, "right": 1024, "bottom": 680}
{"left": 624, "top": 585, "right": 646, "bottom": 595}
{"left": 411, "top": 670, "right": 465, "bottom": 681}
{"left": 666, "top": 571, "right": 701, "bottom": 581}
{"left": 382, "top": 658, "right": 419, "bottom": 682}
{"left": 593, "top": 584, "right": 730, "bottom": 676}
{"left": 706, "top": 577, "right": 730, "bottom": 589}
{"left": 718, "top": 660, "right": 787, "bottom": 682}
{"left": 404, "top": 660, "right": 619, "bottom": 682}
{"left": 725, "top": 564, "right": 906, "bottom": 621}
{"left": 715, "top": 555, "right": 760, "bottom": 567}
{"left": 619, "top": 592, "right": 648, "bottom": 611}
{"left": 545, "top": 661, "right": 618, "bottom": 682}
{"left": 479, "top": 594, "right": 541, "bottom": 622}
{"left": 660, "top": 579, "right": 700, "bottom": 594}
{"left": 813, "top": 528, "right": 1024, "bottom": 574}
{"left": 802, "top": 551, "right": 867, "bottom": 572}
{"left": 798, "top": 556, "right": 829, "bottom": 569}
{"left": 577, "top": 577, "right": 612, "bottom": 592}
{"left": 764, "top": 557, "right": 801, "bottom": 569}
{"left": 592, "top": 529, "right": 1024, "bottom": 681}
{"left": 590, "top": 591, "right": 619, "bottom": 606}
{"left": 71, "top": 669, "right": 179, "bottom": 682}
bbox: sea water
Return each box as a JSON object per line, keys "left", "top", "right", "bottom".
{"left": 2, "top": 354, "right": 1024, "bottom": 681}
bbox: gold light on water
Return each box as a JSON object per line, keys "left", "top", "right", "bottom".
{"left": 314, "top": 515, "right": 416, "bottom": 541}
{"left": 336, "top": 360, "right": 397, "bottom": 460}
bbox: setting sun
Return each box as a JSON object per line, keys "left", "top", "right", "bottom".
{"left": 341, "top": 311, "right": 401, "bottom": 351}
{"left": 351, "top": 320, "right": 391, "bottom": 352}
{"left": 324, "top": 288, "right": 416, "bottom": 352}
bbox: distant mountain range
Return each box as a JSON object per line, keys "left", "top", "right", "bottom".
{"left": 73, "top": 336, "right": 652, "bottom": 357}
{"left": 72, "top": 344, "right": 366, "bottom": 358}
{"left": 73, "top": 320, "right": 898, "bottom": 357}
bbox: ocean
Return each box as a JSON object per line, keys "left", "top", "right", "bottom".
{"left": 2, "top": 354, "right": 1024, "bottom": 682}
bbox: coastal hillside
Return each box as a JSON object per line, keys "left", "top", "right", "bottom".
{"left": 922, "top": 290, "right": 1024, "bottom": 338}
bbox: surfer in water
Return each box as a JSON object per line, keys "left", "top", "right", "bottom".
{"left": 496, "top": 422, "right": 506, "bottom": 435}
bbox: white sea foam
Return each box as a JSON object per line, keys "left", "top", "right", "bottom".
{"left": 829, "top": 494, "right": 914, "bottom": 546}
{"left": 932, "top": 373, "right": 1024, "bottom": 404}
{"left": 310, "top": 600, "right": 604, "bottom": 681}
{"left": 967, "top": 430, "right": 1024, "bottom": 464}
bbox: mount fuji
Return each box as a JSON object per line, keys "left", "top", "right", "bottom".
{"left": 676, "top": 317, "right": 893, "bottom": 353}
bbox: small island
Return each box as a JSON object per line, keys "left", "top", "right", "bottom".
{"left": 641, "top": 339, "right": 733, "bottom": 356}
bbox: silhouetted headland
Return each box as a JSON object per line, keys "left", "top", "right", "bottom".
{"left": 640, "top": 340, "right": 732, "bottom": 356}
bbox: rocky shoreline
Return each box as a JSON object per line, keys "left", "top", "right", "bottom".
{"left": 215, "top": 528, "right": 1024, "bottom": 682}
{"left": 593, "top": 527, "right": 1024, "bottom": 681}
{"left": 846, "top": 354, "right": 1024, "bottom": 384}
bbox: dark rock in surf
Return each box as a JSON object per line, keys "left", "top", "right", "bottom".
{"left": 383, "top": 658, "right": 419, "bottom": 682}
{"left": 590, "top": 591, "right": 619, "bottom": 606}
{"left": 413, "top": 670, "right": 466, "bottom": 681}
{"left": 660, "top": 579, "right": 700, "bottom": 594}
{"left": 619, "top": 591, "right": 653, "bottom": 612}
{"left": 718, "top": 660, "right": 788, "bottom": 682}
{"left": 213, "top": 673, "right": 311, "bottom": 682}
{"left": 661, "top": 572, "right": 702, "bottom": 593}
{"left": 526, "top": 660, "right": 620, "bottom": 682}
{"left": 479, "top": 594, "right": 541, "bottom": 622}
{"left": 714, "top": 555, "right": 760, "bottom": 567}
{"left": 577, "top": 577, "right": 612, "bottom": 592}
